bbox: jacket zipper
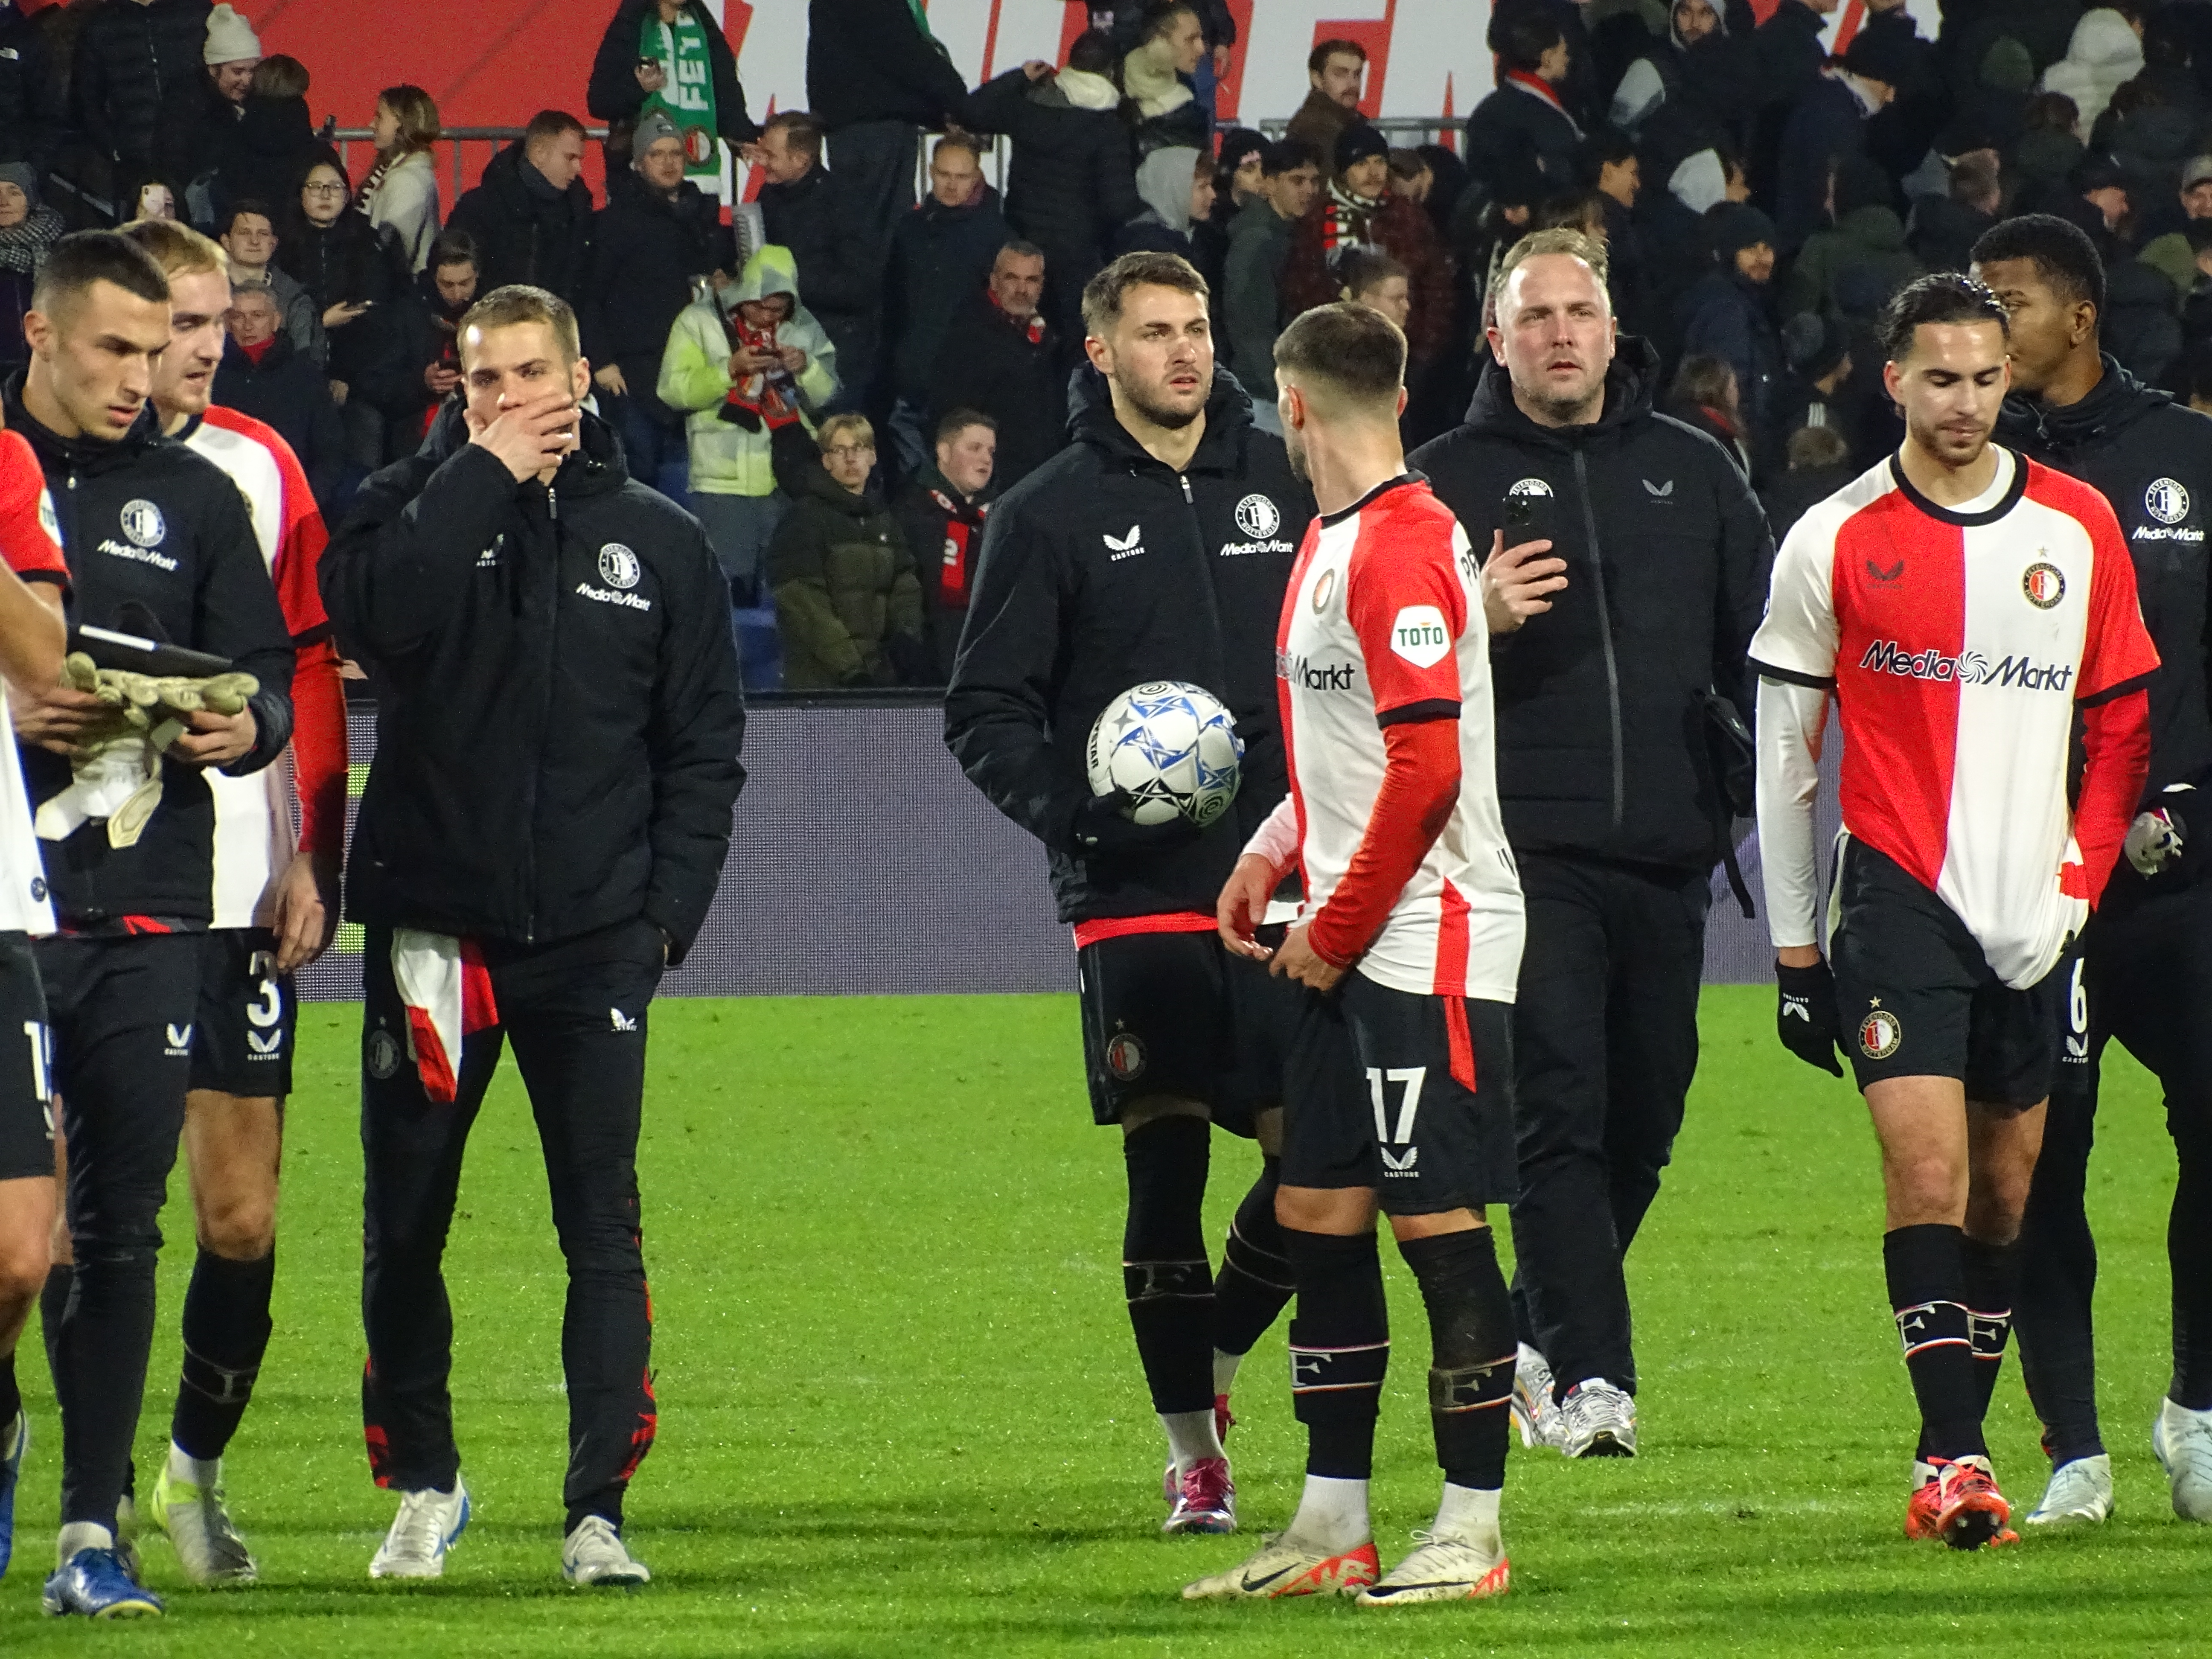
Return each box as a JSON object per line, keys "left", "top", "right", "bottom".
{"left": 1570, "top": 448, "right": 1625, "bottom": 833}
{"left": 1176, "top": 469, "right": 1234, "bottom": 736}
{"left": 519, "top": 478, "right": 559, "bottom": 942}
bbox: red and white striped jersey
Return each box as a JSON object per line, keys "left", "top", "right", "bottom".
{"left": 184, "top": 407, "right": 333, "bottom": 928}
{"left": 1278, "top": 475, "right": 1523, "bottom": 1000}
{"left": 1752, "top": 448, "right": 2159, "bottom": 987}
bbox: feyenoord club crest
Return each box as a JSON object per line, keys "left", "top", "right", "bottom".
{"left": 599, "top": 543, "right": 641, "bottom": 589}
{"left": 1105, "top": 1030, "right": 1147, "bottom": 1082}
{"left": 1312, "top": 565, "right": 1338, "bottom": 613}
{"left": 2022, "top": 561, "right": 2065, "bottom": 610}
{"left": 2146, "top": 477, "right": 2191, "bottom": 526}
{"left": 119, "top": 498, "right": 166, "bottom": 548}
{"left": 1859, "top": 1004, "right": 1903, "bottom": 1060}
{"left": 367, "top": 1027, "right": 401, "bottom": 1081}
{"left": 1235, "top": 493, "right": 1281, "bottom": 539}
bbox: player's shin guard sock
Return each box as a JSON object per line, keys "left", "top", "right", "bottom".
{"left": 1284, "top": 1227, "right": 1388, "bottom": 1481}
{"left": 1961, "top": 1235, "right": 2020, "bottom": 1425}
{"left": 1885, "top": 1223, "right": 1985, "bottom": 1461}
{"left": 1122, "top": 1115, "right": 1215, "bottom": 1432}
{"left": 2168, "top": 1129, "right": 2212, "bottom": 1411}
{"left": 40, "top": 1263, "right": 70, "bottom": 1399}
{"left": 1212, "top": 1156, "right": 1292, "bottom": 1392}
{"left": 170, "top": 1249, "right": 276, "bottom": 1462}
{"left": 1398, "top": 1228, "right": 1515, "bottom": 1493}
{"left": 0, "top": 1348, "right": 17, "bottom": 1429}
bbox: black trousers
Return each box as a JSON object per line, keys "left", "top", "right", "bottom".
{"left": 2018, "top": 877, "right": 2212, "bottom": 1461}
{"left": 1508, "top": 853, "right": 1709, "bottom": 1397}
{"left": 822, "top": 119, "right": 914, "bottom": 272}
{"left": 359, "top": 921, "right": 664, "bottom": 1527}
{"left": 39, "top": 932, "right": 201, "bottom": 1529}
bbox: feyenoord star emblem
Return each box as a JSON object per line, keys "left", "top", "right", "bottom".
{"left": 1859, "top": 1001, "right": 1902, "bottom": 1061}
{"left": 2022, "top": 561, "right": 2065, "bottom": 610}
{"left": 1105, "top": 1030, "right": 1147, "bottom": 1082}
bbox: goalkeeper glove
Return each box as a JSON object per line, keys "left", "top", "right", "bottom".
{"left": 1775, "top": 958, "right": 1845, "bottom": 1077}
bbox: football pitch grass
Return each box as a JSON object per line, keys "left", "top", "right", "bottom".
{"left": 0, "top": 986, "right": 2204, "bottom": 1656}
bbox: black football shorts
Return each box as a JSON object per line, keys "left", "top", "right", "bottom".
{"left": 189, "top": 927, "right": 296, "bottom": 1097}
{"left": 1829, "top": 838, "right": 2067, "bottom": 1109}
{"left": 0, "top": 928, "right": 50, "bottom": 1180}
{"left": 1281, "top": 971, "right": 1518, "bottom": 1214}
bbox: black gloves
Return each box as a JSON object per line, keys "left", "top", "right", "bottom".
{"left": 1776, "top": 958, "right": 1844, "bottom": 1076}
{"left": 1069, "top": 790, "right": 1200, "bottom": 862}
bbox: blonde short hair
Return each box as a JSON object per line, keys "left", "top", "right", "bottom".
{"left": 458, "top": 284, "right": 580, "bottom": 365}
{"left": 817, "top": 413, "right": 875, "bottom": 453}
{"left": 119, "top": 217, "right": 229, "bottom": 282}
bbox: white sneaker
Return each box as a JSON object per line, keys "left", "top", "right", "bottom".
{"left": 2154, "top": 1399, "right": 2212, "bottom": 1522}
{"left": 150, "top": 1459, "right": 258, "bottom": 1585}
{"left": 369, "top": 1480, "right": 471, "bottom": 1580}
{"left": 562, "top": 1516, "right": 650, "bottom": 1586}
{"left": 1355, "top": 1530, "right": 1510, "bottom": 1606}
{"left": 2024, "top": 1454, "right": 2113, "bottom": 1528}
{"left": 1557, "top": 1379, "right": 1637, "bottom": 1458}
{"left": 1510, "top": 1345, "right": 1562, "bottom": 1452}
{"left": 1180, "top": 1532, "right": 1380, "bottom": 1601}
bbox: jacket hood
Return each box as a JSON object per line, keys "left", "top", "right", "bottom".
{"left": 1998, "top": 352, "right": 2171, "bottom": 450}
{"left": 1462, "top": 335, "right": 1663, "bottom": 442}
{"left": 796, "top": 460, "right": 882, "bottom": 516}
{"left": 728, "top": 243, "right": 801, "bottom": 308}
{"left": 1068, "top": 362, "right": 1258, "bottom": 469}
{"left": 1670, "top": 148, "right": 1728, "bottom": 214}
{"left": 1136, "top": 146, "right": 1199, "bottom": 233}
{"left": 1047, "top": 67, "right": 1121, "bottom": 111}
{"left": 3, "top": 371, "right": 162, "bottom": 471}
{"left": 485, "top": 139, "right": 592, "bottom": 208}
{"left": 1840, "top": 203, "right": 1908, "bottom": 251}
{"left": 2063, "top": 7, "right": 2147, "bottom": 69}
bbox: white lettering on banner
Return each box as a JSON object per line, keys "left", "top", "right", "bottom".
{"left": 728, "top": 0, "right": 1941, "bottom": 144}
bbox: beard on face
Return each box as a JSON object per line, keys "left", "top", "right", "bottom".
{"left": 1121, "top": 366, "right": 1211, "bottom": 431}
{"left": 1285, "top": 420, "right": 1309, "bottom": 481}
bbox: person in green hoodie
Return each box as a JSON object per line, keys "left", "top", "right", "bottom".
{"left": 657, "top": 242, "right": 837, "bottom": 602}
{"left": 768, "top": 413, "right": 928, "bottom": 688}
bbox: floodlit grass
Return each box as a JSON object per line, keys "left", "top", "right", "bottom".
{"left": 0, "top": 988, "right": 2203, "bottom": 1655}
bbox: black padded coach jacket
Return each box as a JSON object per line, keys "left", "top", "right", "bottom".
{"left": 323, "top": 407, "right": 745, "bottom": 962}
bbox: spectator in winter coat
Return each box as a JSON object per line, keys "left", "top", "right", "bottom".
{"left": 215, "top": 281, "right": 346, "bottom": 505}
{"left": 1280, "top": 124, "right": 1455, "bottom": 373}
{"left": 446, "top": 111, "right": 595, "bottom": 303}
{"left": 1117, "top": 147, "right": 1208, "bottom": 260}
{"left": 1770, "top": 307, "right": 1865, "bottom": 464}
{"left": 1909, "top": 151, "right": 2002, "bottom": 274}
{"left": 1664, "top": 351, "right": 1751, "bottom": 476}
{"left": 879, "top": 135, "right": 1009, "bottom": 475}
{"left": 2043, "top": 8, "right": 2146, "bottom": 134}
{"left": 1752, "top": 0, "right": 1835, "bottom": 109}
{"left": 356, "top": 84, "right": 442, "bottom": 272}
{"left": 1283, "top": 38, "right": 1365, "bottom": 160}
{"left": 754, "top": 110, "right": 877, "bottom": 411}
{"left": 0, "top": 162, "right": 57, "bottom": 373}
{"left": 588, "top": 0, "right": 756, "bottom": 173}
{"left": 966, "top": 32, "right": 1142, "bottom": 352}
{"left": 1611, "top": 0, "right": 1760, "bottom": 160}
{"left": 1677, "top": 201, "right": 1783, "bottom": 475}
{"left": 375, "top": 231, "right": 476, "bottom": 451}
{"left": 1775, "top": 29, "right": 1914, "bottom": 253}
{"left": 1123, "top": 3, "right": 1208, "bottom": 165}
{"left": 1785, "top": 155, "right": 1921, "bottom": 317}
{"left": 892, "top": 407, "right": 995, "bottom": 681}
{"left": 1758, "top": 422, "right": 1855, "bottom": 541}
{"left": 73, "top": 0, "right": 211, "bottom": 201}
{"left": 219, "top": 198, "right": 323, "bottom": 365}
{"left": 658, "top": 242, "right": 838, "bottom": 602}
{"left": 204, "top": 52, "right": 317, "bottom": 222}
{"left": 278, "top": 154, "right": 404, "bottom": 400}
{"left": 1465, "top": 7, "right": 1583, "bottom": 199}
{"left": 583, "top": 110, "right": 734, "bottom": 499}
{"left": 0, "top": 0, "right": 63, "bottom": 177}
{"left": 804, "top": 0, "right": 971, "bottom": 262}
{"left": 770, "top": 412, "right": 926, "bottom": 688}
{"left": 1222, "top": 138, "right": 1319, "bottom": 412}
{"left": 926, "top": 242, "right": 1061, "bottom": 492}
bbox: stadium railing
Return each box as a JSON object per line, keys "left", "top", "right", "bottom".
{"left": 329, "top": 125, "right": 610, "bottom": 203}
{"left": 1256, "top": 116, "right": 1462, "bottom": 150}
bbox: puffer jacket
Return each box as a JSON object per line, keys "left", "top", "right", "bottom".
{"left": 72, "top": 0, "right": 208, "bottom": 165}
{"left": 2041, "top": 8, "right": 2145, "bottom": 132}
{"left": 964, "top": 65, "right": 1140, "bottom": 292}
{"left": 656, "top": 243, "right": 837, "bottom": 498}
{"left": 768, "top": 461, "right": 923, "bottom": 688}
{"left": 1785, "top": 204, "right": 1923, "bottom": 318}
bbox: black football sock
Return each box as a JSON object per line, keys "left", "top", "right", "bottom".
{"left": 1121, "top": 1115, "right": 1214, "bottom": 1416}
{"left": 171, "top": 1248, "right": 276, "bottom": 1462}
{"left": 1398, "top": 1227, "right": 1515, "bottom": 1491}
{"left": 1961, "top": 1235, "right": 2020, "bottom": 1426}
{"left": 56, "top": 1246, "right": 159, "bottom": 1527}
{"left": 1285, "top": 1226, "right": 1388, "bottom": 1479}
{"left": 2169, "top": 1128, "right": 2212, "bottom": 1410}
{"left": 40, "top": 1263, "right": 70, "bottom": 1410}
{"left": 0, "top": 1348, "right": 17, "bottom": 1429}
{"left": 1213, "top": 1156, "right": 1293, "bottom": 1371}
{"left": 1885, "top": 1223, "right": 1985, "bottom": 1462}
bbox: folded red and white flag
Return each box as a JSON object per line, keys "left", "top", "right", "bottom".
{"left": 391, "top": 929, "right": 497, "bottom": 1103}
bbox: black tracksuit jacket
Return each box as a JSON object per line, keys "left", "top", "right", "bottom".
{"left": 1998, "top": 357, "right": 2212, "bottom": 804}
{"left": 5, "top": 382, "right": 294, "bottom": 926}
{"left": 945, "top": 367, "right": 1313, "bottom": 923}
{"left": 1409, "top": 341, "right": 1774, "bottom": 873}
{"left": 322, "top": 408, "right": 746, "bottom": 960}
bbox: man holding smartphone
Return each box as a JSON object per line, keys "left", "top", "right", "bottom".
{"left": 1409, "top": 228, "right": 1773, "bottom": 1460}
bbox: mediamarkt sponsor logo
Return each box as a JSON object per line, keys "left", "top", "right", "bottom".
{"left": 1860, "top": 638, "right": 2074, "bottom": 691}
{"left": 1275, "top": 648, "right": 1356, "bottom": 691}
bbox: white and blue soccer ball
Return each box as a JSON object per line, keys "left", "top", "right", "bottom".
{"left": 1085, "top": 680, "right": 1244, "bottom": 829}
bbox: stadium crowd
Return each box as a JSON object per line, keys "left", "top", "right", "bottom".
{"left": 5, "top": 0, "right": 2212, "bottom": 691}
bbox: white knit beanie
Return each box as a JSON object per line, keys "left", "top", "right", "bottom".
{"left": 204, "top": 4, "right": 262, "bottom": 66}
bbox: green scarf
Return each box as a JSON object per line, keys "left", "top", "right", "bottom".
{"left": 641, "top": 4, "right": 719, "bottom": 183}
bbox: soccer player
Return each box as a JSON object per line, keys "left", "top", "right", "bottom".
{"left": 945, "top": 250, "right": 1315, "bottom": 1534}
{"left": 1752, "top": 272, "right": 2157, "bottom": 1551}
{"left": 1186, "top": 300, "right": 1526, "bottom": 1606}
{"left": 106, "top": 217, "right": 341, "bottom": 1583}
{"left": 1971, "top": 215, "right": 2212, "bottom": 1528}
{"left": 6, "top": 230, "right": 296, "bottom": 1618}
{"left": 0, "top": 426, "right": 80, "bottom": 1584}
{"left": 322, "top": 284, "right": 744, "bottom": 1587}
